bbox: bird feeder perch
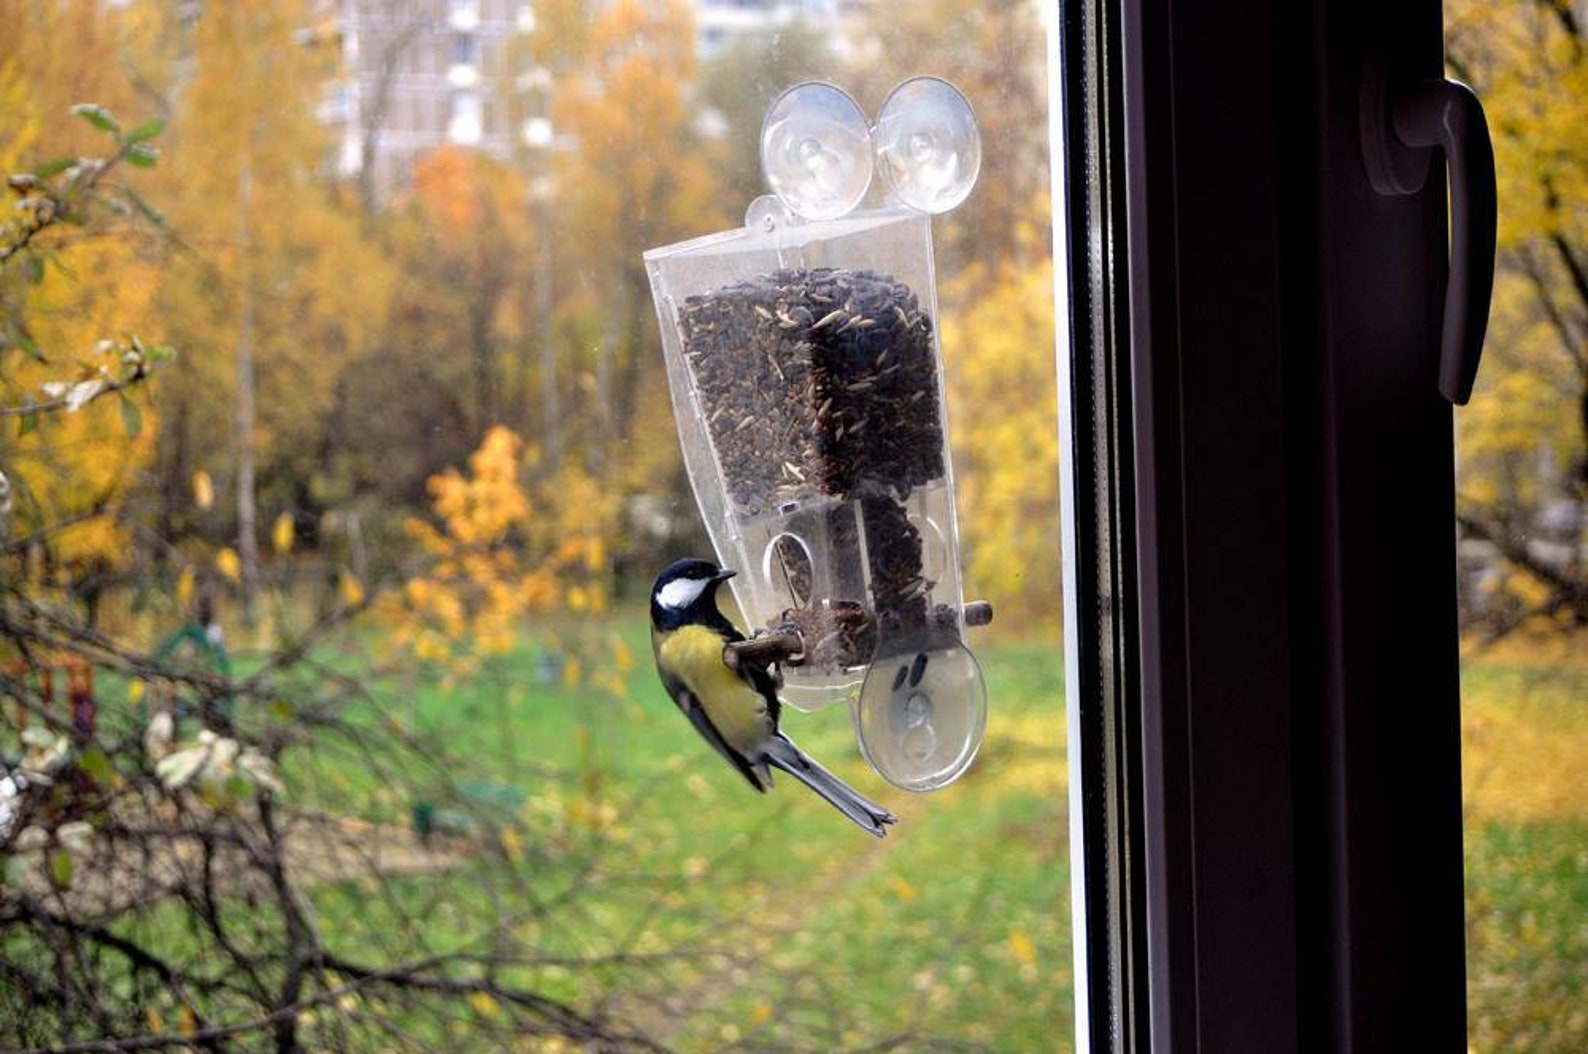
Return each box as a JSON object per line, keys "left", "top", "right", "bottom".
{"left": 643, "top": 79, "right": 989, "bottom": 791}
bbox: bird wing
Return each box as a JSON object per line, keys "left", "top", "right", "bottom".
{"left": 735, "top": 659, "right": 781, "bottom": 734}
{"left": 660, "top": 672, "right": 770, "bottom": 793}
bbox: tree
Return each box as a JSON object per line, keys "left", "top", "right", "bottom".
{"left": 943, "top": 263, "right": 1062, "bottom": 631}
{"left": 386, "top": 424, "right": 621, "bottom": 676}
{"left": 346, "top": 0, "right": 447, "bottom": 218}
{"left": 406, "top": 146, "right": 533, "bottom": 438}
{"left": 547, "top": 0, "right": 725, "bottom": 467}
{"left": 696, "top": 21, "right": 834, "bottom": 213}
{"left": 852, "top": 0, "right": 1053, "bottom": 284}
{"left": 0, "top": 0, "right": 169, "bottom": 620}
{"left": 150, "top": 0, "right": 394, "bottom": 617}
{"left": 0, "top": 86, "right": 667, "bottom": 1054}
{"left": 1446, "top": 0, "right": 1588, "bottom": 634}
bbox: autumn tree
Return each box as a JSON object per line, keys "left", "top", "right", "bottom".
{"left": 839, "top": 0, "right": 1058, "bottom": 627}
{"left": 150, "top": 1, "right": 394, "bottom": 617}
{"left": 404, "top": 146, "right": 532, "bottom": 438}
{"left": 852, "top": 0, "right": 1052, "bottom": 286}
{"left": 543, "top": 0, "right": 724, "bottom": 472}
{"left": 386, "top": 424, "right": 624, "bottom": 687}
{"left": 944, "top": 263, "right": 1063, "bottom": 632}
{"left": 1446, "top": 0, "right": 1588, "bottom": 633}
{"left": 696, "top": 21, "right": 834, "bottom": 212}
{"left": 0, "top": 1, "right": 169, "bottom": 619}
{"left": 0, "top": 69, "right": 668, "bottom": 1054}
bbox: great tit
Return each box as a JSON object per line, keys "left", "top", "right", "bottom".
{"left": 649, "top": 557, "right": 897, "bottom": 838}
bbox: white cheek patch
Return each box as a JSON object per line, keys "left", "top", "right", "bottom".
{"left": 657, "top": 576, "right": 710, "bottom": 611}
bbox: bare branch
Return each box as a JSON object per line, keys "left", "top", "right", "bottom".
{"left": 1549, "top": 230, "right": 1588, "bottom": 325}
{"left": 1513, "top": 245, "right": 1588, "bottom": 377}
{"left": 0, "top": 900, "right": 215, "bottom": 1036}
{"left": 318, "top": 950, "right": 675, "bottom": 1052}
{"left": 1458, "top": 510, "right": 1588, "bottom": 624}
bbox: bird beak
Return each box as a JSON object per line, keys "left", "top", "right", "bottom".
{"left": 713, "top": 568, "right": 737, "bottom": 582}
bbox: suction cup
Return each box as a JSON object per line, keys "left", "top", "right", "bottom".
{"left": 744, "top": 194, "right": 792, "bottom": 234}
{"left": 856, "top": 632, "right": 987, "bottom": 791}
{"left": 873, "top": 76, "right": 981, "bottom": 214}
{"left": 760, "top": 82, "right": 874, "bottom": 222}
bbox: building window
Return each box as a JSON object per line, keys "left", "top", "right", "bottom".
{"left": 447, "top": 91, "right": 482, "bottom": 145}
{"left": 448, "top": 0, "right": 480, "bottom": 32}
{"left": 449, "top": 32, "right": 480, "bottom": 88}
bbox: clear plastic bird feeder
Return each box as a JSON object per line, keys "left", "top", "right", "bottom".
{"left": 643, "top": 79, "right": 988, "bottom": 791}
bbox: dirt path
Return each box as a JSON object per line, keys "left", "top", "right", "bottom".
{"left": 2, "top": 802, "right": 463, "bottom": 918}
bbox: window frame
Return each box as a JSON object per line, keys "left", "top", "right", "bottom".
{"left": 1055, "top": 0, "right": 1471, "bottom": 1048}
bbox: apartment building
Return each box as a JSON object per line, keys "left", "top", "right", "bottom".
{"left": 323, "top": 0, "right": 533, "bottom": 200}
{"left": 324, "top": 0, "right": 855, "bottom": 204}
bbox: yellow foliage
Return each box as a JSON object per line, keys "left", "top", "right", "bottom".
{"left": 385, "top": 427, "right": 621, "bottom": 681}
{"left": 1445, "top": 0, "right": 1587, "bottom": 515}
{"left": 980, "top": 708, "right": 1067, "bottom": 798}
{"left": 466, "top": 991, "right": 502, "bottom": 1018}
{"left": 143, "top": 0, "right": 395, "bottom": 522}
{"left": 554, "top": 0, "right": 723, "bottom": 261}
{"left": 337, "top": 569, "right": 364, "bottom": 609}
{"left": 0, "top": 12, "right": 167, "bottom": 585}
{"left": 611, "top": 637, "right": 635, "bottom": 674}
{"left": 192, "top": 470, "right": 214, "bottom": 511}
{"left": 215, "top": 548, "right": 242, "bottom": 584}
{"left": 943, "top": 263, "right": 1062, "bottom": 632}
{"left": 499, "top": 826, "right": 523, "bottom": 863}
{"left": 1008, "top": 929, "right": 1037, "bottom": 968}
{"left": 271, "top": 512, "right": 294, "bottom": 555}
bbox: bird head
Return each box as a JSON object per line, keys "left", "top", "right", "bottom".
{"left": 651, "top": 558, "right": 735, "bottom": 627}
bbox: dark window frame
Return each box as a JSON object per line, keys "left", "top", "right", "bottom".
{"left": 1056, "top": 0, "right": 1470, "bottom": 1048}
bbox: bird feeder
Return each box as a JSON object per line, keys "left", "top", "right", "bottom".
{"left": 643, "top": 79, "right": 989, "bottom": 791}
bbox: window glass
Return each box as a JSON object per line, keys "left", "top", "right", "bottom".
{"left": 452, "top": 30, "right": 480, "bottom": 67}
{"left": 1444, "top": 4, "right": 1588, "bottom": 1051}
{"left": 0, "top": 0, "right": 1070, "bottom": 1049}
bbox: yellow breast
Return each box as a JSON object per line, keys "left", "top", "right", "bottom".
{"left": 655, "top": 625, "right": 772, "bottom": 751}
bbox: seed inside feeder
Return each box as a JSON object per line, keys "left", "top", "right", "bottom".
{"left": 679, "top": 267, "right": 945, "bottom": 515}
{"left": 678, "top": 267, "right": 946, "bottom": 664}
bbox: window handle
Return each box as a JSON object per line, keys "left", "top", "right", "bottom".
{"left": 1361, "top": 68, "right": 1497, "bottom": 405}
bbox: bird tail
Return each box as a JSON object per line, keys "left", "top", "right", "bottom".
{"left": 763, "top": 734, "right": 897, "bottom": 838}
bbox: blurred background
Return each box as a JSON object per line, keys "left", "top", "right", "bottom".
{"left": 1, "top": 2, "right": 1068, "bottom": 1050}
{"left": 0, "top": 0, "right": 1582, "bottom": 1050}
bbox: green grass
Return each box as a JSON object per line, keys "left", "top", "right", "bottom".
{"left": 249, "top": 624, "right": 1588, "bottom": 1051}
{"left": 272, "top": 622, "right": 1073, "bottom": 1050}
{"left": 1466, "top": 821, "right": 1588, "bottom": 1052}
{"left": 51, "top": 616, "right": 1585, "bottom": 1051}
{"left": 1461, "top": 645, "right": 1588, "bottom": 1054}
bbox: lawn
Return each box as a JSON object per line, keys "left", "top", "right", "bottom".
{"left": 154, "top": 616, "right": 1585, "bottom": 1051}
{"left": 1461, "top": 637, "right": 1588, "bottom": 1054}
{"left": 277, "top": 618, "right": 1072, "bottom": 1051}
